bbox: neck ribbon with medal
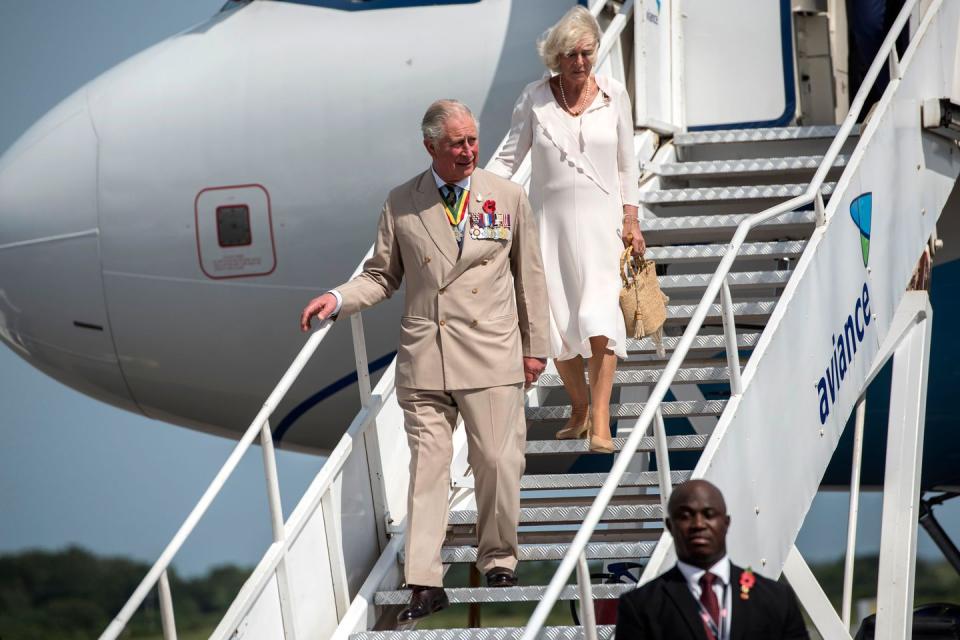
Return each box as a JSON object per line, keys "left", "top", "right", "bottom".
{"left": 442, "top": 187, "right": 469, "bottom": 243}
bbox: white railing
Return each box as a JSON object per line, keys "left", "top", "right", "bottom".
{"left": 99, "top": 247, "right": 382, "bottom": 640}
{"left": 519, "top": 0, "right": 928, "bottom": 638}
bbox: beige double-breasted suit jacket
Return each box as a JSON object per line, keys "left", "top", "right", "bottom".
{"left": 337, "top": 167, "right": 550, "bottom": 386}
{"left": 334, "top": 167, "right": 549, "bottom": 586}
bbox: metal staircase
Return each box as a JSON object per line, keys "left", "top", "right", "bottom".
{"left": 98, "top": 1, "right": 960, "bottom": 640}
{"left": 340, "top": 122, "right": 847, "bottom": 640}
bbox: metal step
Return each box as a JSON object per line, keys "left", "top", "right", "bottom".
{"left": 408, "top": 540, "right": 660, "bottom": 564}
{"left": 525, "top": 433, "right": 709, "bottom": 455}
{"left": 658, "top": 271, "right": 791, "bottom": 294}
{"left": 447, "top": 503, "right": 662, "bottom": 526}
{"left": 674, "top": 125, "right": 848, "bottom": 145}
{"left": 538, "top": 366, "right": 732, "bottom": 388}
{"left": 666, "top": 300, "right": 776, "bottom": 323}
{"left": 639, "top": 182, "right": 834, "bottom": 204}
{"left": 646, "top": 240, "right": 805, "bottom": 263}
{"left": 642, "top": 210, "right": 814, "bottom": 235}
{"left": 652, "top": 154, "right": 848, "bottom": 177}
{"left": 374, "top": 584, "right": 634, "bottom": 605}
{"left": 626, "top": 331, "right": 760, "bottom": 353}
{"left": 352, "top": 626, "right": 616, "bottom": 640}
{"left": 519, "top": 470, "right": 692, "bottom": 490}
{"left": 527, "top": 400, "right": 726, "bottom": 421}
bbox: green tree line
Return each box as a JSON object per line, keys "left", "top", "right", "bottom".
{"left": 0, "top": 547, "right": 249, "bottom": 639}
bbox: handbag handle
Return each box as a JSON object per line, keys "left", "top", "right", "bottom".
{"left": 621, "top": 238, "right": 651, "bottom": 287}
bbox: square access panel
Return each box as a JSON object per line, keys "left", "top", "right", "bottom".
{"left": 195, "top": 184, "right": 276, "bottom": 279}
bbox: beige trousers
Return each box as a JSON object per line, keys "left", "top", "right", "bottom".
{"left": 397, "top": 383, "right": 526, "bottom": 587}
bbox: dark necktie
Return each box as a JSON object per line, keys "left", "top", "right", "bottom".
{"left": 442, "top": 183, "right": 459, "bottom": 208}
{"left": 699, "top": 572, "right": 721, "bottom": 628}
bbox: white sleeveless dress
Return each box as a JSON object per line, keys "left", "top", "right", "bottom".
{"left": 489, "top": 75, "right": 640, "bottom": 360}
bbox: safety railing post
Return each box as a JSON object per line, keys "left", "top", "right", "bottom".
{"left": 889, "top": 46, "right": 902, "bottom": 80}
{"left": 260, "top": 420, "right": 299, "bottom": 639}
{"left": 653, "top": 407, "right": 673, "bottom": 509}
{"left": 158, "top": 570, "right": 177, "bottom": 640}
{"left": 720, "top": 278, "right": 743, "bottom": 396}
{"left": 576, "top": 552, "right": 599, "bottom": 640}
{"left": 842, "top": 396, "right": 867, "bottom": 630}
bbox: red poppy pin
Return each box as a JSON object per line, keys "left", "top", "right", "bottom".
{"left": 739, "top": 568, "right": 756, "bottom": 600}
{"left": 482, "top": 199, "right": 497, "bottom": 214}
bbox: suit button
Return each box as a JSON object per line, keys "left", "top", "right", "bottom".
{"left": 470, "top": 319, "right": 478, "bottom": 327}
{"left": 472, "top": 288, "right": 478, "bottom": 294}
{"left": 439, "top": 288, "right": 445, "bottom": 295}
{"left": 439, "top": 320, "right": 446, "bottom": 327}
{"left": 424, "top": 257, "right": 431, "bottom": 264}
{"left": 482, "top": 259, "right": 489, "bottom": 265}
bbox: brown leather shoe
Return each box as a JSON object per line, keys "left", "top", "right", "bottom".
{"left": 396, "top": 585, "right": 449, "bottom": 624}
{"left": 485, "top": 568, "right": 519, "bottom": 587}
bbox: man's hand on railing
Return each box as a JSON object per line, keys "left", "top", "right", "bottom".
{"left": 300, "top": 292, "right": 339, "bottom": 331}
{"left": 523, "top": 357, "right": 547, "bottom": 388}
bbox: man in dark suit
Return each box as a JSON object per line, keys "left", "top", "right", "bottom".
{"left": 615, "top": 480, "right": 809, "bottom": 639}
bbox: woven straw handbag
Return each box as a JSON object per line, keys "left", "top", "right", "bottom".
{"left": 619, "top": 245, "right": 669, "bottom": 353}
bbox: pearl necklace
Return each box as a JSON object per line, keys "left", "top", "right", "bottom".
{"left": 558, "top": 75, "right": 593, "bottom": 116}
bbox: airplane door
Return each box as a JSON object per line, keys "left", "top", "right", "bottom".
{"left": 195, "top": 184, "right": 276, "bottom": 279}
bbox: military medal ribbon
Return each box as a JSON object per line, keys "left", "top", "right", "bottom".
{"left": 441, "top": 188, "right": 469, "bottom": 227}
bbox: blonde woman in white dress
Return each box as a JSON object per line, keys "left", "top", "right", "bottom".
{"left": 489, "top": 6, "right": 644, "bottom": 452}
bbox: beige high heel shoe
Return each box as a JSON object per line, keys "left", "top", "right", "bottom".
{"left": 589, "top": 417, "right": 615, "bottom": 453}
{"left": 555, "top": 409, "right": 591, "bottom": 440}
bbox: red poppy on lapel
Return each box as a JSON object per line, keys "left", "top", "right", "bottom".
{"left": 739, "top": 568, "right": 756, "bottom": 600}
{"left": 482, "top": 199, "right": 496, "bottom": 214}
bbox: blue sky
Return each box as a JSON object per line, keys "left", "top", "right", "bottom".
{"left": 1, "top": 0, "right": 958, "bottom": 582}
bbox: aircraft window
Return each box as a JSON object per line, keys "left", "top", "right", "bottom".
{"left": 271, "top": 0, "right": 481, "bottom": 10}
{"left": 217, "top": 205, "right": 253, "bottom": 247}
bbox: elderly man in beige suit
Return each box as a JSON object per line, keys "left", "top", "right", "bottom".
{"left": 300, "top": 99, "right": 549, "bottom": 624}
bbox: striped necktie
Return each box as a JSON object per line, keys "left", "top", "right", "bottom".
{"left": 442, "top": 183, "right": 459, "bottom": 208}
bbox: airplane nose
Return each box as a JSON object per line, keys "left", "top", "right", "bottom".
{"left": 0, "top": 89, "right": 139, "bottom": 413}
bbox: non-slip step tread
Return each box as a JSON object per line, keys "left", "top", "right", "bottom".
{"left": 352, "top": 625, "right": 616, "bottom": 639}
{"left": 519, "top": 470, "right": 692, "bottom": 490}
{"left": 413, "top": 540, "right": 660, "bottom": 564}
{"left": 666, "top": 300, "right": 776, "bottom": 321}
{"left": 527, "top": 401, "right": 726, "bottom": 421}
{"left": 642, "top": 210, "right": 815, "bottom": 232}
{"left": 658, "top": 271, "right": 791, "bottom": 292}
{"left": 645, "top": 240, "right": 805, "bottom": 262}
{"left": 525, "top": 433, "right": 709, "bottom": 455}
{"left": 374, "top": 584, "right": 634, "bottom": 605}
{"left": 626, "top": 331, "right": 760, "bottom": 352}
{"left": 639, "top": 182, "right": 835, "bottom": 204}
{"left": 674, "top": 125, "right": 854, "bottom": 145}
{"left": 538, "top": 366, "right": 733, "bottom": 387}
{"left": 652, "top": 154, "right": 849, "bottom": 176}
{"left": 447, "top": 503, "right": 662, "bottom": 525}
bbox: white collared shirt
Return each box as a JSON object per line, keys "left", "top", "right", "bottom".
{"left": 676, "top": 555, "right": 732, "bottom": 640}
{"left": 326, "top": 167, "right": 471, "bottom": 316}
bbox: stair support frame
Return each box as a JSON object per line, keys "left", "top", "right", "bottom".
{"left": 875, "top": 292, "right": 932, "bottom": 639}
{"left": 841, "top": 396, "right": 866, "bottom": 632}
{"left": 158, "top": 570, "right": 177, "bottom": 640}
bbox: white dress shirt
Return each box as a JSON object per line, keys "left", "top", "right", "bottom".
{"left": 676, "top": 555, "right": 732, "bottom": 640}
{"left": 326, "top": 168, "right": 471, "bottom": 317}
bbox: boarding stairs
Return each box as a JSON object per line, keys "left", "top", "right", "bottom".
{"left": 98, "top": 1, "right": 960, "bottom": 640}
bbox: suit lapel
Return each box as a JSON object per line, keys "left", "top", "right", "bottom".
{"left": 412, "top": 170, "right": 459, "bottom": 266}
{"left": 730, "top": 565, "right": 750, "bottom": 640}
{"left": 663, "top": 567, "right": 710, "bottom": 640}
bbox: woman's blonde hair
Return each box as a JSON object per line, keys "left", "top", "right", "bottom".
{"left": 537, "top": 6, "right": 601, "bottom": 73}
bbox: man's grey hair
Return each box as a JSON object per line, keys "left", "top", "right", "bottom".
{"left": 421, "top": 99, "right": 478, "bottom": 143}
{"left": 537, "top": 5, "right": 601, "bottom": 73}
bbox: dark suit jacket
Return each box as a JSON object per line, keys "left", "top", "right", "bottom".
{"left": 615, "top": 564, "right": 809, "bottom": 639}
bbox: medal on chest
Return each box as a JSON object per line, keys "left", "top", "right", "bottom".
{"left": 470, "top": 197, "right": 511, "bottom": 241}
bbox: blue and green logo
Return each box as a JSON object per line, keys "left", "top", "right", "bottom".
{"left": 849, "top": 192, "right": 872, "bottom": 267}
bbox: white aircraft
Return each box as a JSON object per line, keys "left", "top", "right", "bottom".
{"left": 0, "top": 0, "right": 579, "bottom": 453}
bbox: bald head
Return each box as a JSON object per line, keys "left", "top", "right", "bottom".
{"left": 665, "top": 480, "right": 730, "bottom": 569}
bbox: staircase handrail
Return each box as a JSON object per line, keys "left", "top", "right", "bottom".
{"left": 519, "top": 1, "right": 925, "bottom": 638}
{"left": 99, "top": 246, "right": 376, "bottom": 640}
